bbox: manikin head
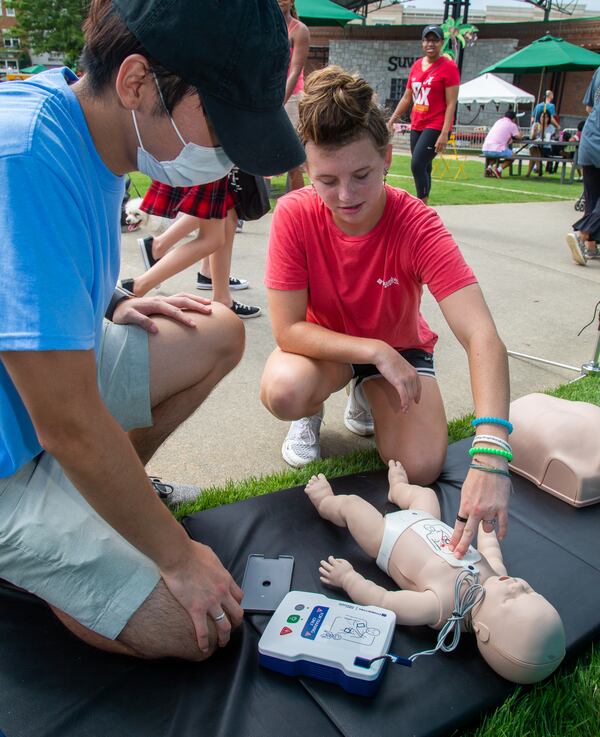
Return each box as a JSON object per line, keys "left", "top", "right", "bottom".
{"left": 470, "top": 576, "right": 565, "bottom": 684}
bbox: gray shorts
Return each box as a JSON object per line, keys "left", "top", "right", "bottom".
{"left": 0, "top": 321, "right": 160, "bottom": 639}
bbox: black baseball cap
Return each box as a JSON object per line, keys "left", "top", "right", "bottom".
{"left": 112, "top": 0, "right": 305, "bottom": 176}
{"left": 422, "top": 25, "right": 444, "bottom": 40}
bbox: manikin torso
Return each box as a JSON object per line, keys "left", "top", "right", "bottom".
{"left": 385, "top": 512, "right": 497, "bottom": 628}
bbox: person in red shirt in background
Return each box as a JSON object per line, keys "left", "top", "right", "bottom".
{"left": 260, "top": 65, "right": 511, "bottom": 560}
{"left": 387, "top": 25, "right": 460, "bottom": 203}
{"left": 278, "top": 0, "right": 310, "bottom": 191}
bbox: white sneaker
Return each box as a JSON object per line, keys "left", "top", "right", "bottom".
{"left": 566, "top": 232, "right": 587, "bottom": 266}
{"left": 281, "top": 408, "right": 324, "bottom": 467}
{"left": 344, "top": 379, "right": 374, "bottom": 436}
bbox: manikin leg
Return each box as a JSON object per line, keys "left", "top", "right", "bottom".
{"left": 386, "top": 459, "right": 441, "bottom": 517}
{"left": 305, "top": 474, "right": 385, "bottom": 558}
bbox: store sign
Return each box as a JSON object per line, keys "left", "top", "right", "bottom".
{"left": 387, "top": 56, "right": 418, "bottom": 71}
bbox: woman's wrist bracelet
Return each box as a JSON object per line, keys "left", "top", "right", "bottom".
{"left": 468, "top": 446, "right": 513, "bottom": 462}
{"left": 469, "top": 462, "right": 511, "bottom": 478}
{"left": 471, "top": 417, "right": 513, "bottom": 434}
{"left": 471, "top": 434, "right": 512, "bottom": 454}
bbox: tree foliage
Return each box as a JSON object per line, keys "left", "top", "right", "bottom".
{"left": 7, "top": 0, "right": 88, "bottom": 70}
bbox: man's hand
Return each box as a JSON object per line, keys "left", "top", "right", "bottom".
{"left": 387, "top": 118, "right": 396, "bottom": 133}
{"left": 449, "top": 467, "right": 510, "bottom": 559}
{"left": 112, "top": 293, "right": 212, "bottom": 333}
{"left": 374, "top": 345, "right": 421, "bottom": 413}
{"left": 161, "top": 540, "right": 244, "bottom": 653}
{"left": 435, "top": 131, "right": 450, "bottom": 153}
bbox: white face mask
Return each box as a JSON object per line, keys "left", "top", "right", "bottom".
{"left": 132, "top": 76, "right": 234, "bottom": 187}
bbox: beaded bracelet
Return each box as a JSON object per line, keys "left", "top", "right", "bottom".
{"left": 471, "top": 434, "right": 512, "bottom": 454}
{"left": 468, "top": 446, "right": 513, "bottom": 462}
{"left": 471, "top": 417, "right": 513, "bottom": 434}
{"left": 469, "top": 462, "right": 511, "bottom": 478}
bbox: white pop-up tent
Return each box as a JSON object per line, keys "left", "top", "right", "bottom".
{"left": 458, "top": 73, "right": 535, "bottom": 105}
{"left": 457, "top": 73, "right": 535, "bottom": 127}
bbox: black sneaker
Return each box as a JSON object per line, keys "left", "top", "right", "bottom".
{"left": 230, "top": 300, "right": 261, "bottom": 319}
{"left": 138, "top": 236, "right": 159, "bottom": 270}
{"left": 196, "top": 273, "right": 249, "bottom": 290}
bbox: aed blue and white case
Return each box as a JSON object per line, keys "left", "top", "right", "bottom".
{"left": 258, "top": 591, "right": 396, "bottom": 696}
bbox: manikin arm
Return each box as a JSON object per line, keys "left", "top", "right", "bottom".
{"left": 476, "top": 524, "right": 508, "bottom": 577}
{"left": 319, "top": 557, "right": 439, "bottom": 626}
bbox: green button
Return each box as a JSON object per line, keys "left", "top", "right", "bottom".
{"left": 287, "top": 614, "right": 300, "bottom": 623}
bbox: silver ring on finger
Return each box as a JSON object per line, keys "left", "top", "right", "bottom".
{"left": 213, "top": 611, "right": 226, "bottom": 622}
{"left": 483, "top": 518, "right": 497, "bottom": 526}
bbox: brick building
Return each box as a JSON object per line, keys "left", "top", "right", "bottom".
{"left": 304, "top": 15, "right": 600, "bottom": 126}
{"left": 0, "top": 0, "right": 21, "bottom": 73}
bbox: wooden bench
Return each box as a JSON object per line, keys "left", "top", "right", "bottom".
{"left": 480, "top": 153, "right": 577, "bottom": 184}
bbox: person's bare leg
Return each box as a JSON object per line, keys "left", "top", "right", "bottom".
{"left": 476, "top": 524, "right": 508, "bottom": 577}
{"left": 210, "top": 209, "right": 237, "bottom": 307}
{"left": 198, "top": 257, "right": 210, "bottom": 278}
{"left": 287, "top": 167, "right": 305, "bottom": 191}
{"left": 387, "top": 459, "right": 440, "bottom": 517}
{"left": 132, "top": 219, "right": 226, "bottom": 296}
{"left": 364, "top": 376, "right": 447, "bottom": 486}
{"left": 128, "top": 302, "right": 244, "bottom": 464}
{"left": 304, "top": 474, "right": 384, "bottom": 558}
{"left": 50, "top": 580, "right": 219, "bottom": 661}
{"left": 260, "top": 348, "right": 352, "bottom": 420}
{"left": 151, "top": 214, "right": 201, "bottom": 258}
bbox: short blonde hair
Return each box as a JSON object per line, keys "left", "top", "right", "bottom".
{"left": 298, "top": 65, "right": 390, "bottom": 154}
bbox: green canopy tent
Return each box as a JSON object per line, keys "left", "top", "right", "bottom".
{"left": 19, "top": 64, "right": 47, "bottom": 75}
{"left": 481, "top": 34, "right": 600, "bottom": 119}
{"left": 482, "top": 34, "right": 600, "bottom": 74}
{"left": 295, "top": 0, "right": 362, "bottom": 26}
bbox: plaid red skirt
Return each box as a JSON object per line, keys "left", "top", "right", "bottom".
{"left": 140, "top": 175, "right": 237, "bottom": 220}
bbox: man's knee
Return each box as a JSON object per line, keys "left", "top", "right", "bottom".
{"left": 53, "top": 581, "right": 219, "bottom": 662}
{"left": 200, "top": 302, "right": 245, "bottom": 371}
{"left": 117, "top": 580, "right": 219, "bottom": 661}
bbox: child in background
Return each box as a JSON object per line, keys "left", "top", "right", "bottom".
{"left": 121, "top": 175, "right": 261, "bottom": 318}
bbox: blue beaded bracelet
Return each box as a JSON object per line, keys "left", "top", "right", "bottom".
{"left": 471, "top": 416, "right": 513, "bottom": 434}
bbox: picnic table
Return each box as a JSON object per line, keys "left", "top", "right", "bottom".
{"left": 484, "top": 138, "right": 580, "bottom": 184}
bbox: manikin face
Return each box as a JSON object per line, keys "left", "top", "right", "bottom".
{"left": 471, "top": 576, "right": 565, "bottom": 684}
{"left": 306, "top": 135, "right": 392, "bottom": 236}
{"left": 422, "top": 33, "right": 443, "bottom": 60}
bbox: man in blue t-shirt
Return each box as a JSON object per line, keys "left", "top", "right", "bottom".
{"left": 531, "top": 89, "right": 560, "bottom": 130}
{"left": 0, "top": 0, "right": 304, "bottom": 661}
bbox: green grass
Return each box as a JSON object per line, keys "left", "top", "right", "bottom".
{"left": 267, "top": 153, "right": 580, "bottom": 207}
{"left": 173, "top": 375, "right": 600, "bottom": 736}
{"left": 127, "top": 155, "right": 580, "bottom": 212}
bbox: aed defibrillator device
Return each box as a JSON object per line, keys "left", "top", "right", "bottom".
{"left": 258, "top": 591, "right": 397, "bottom": 696}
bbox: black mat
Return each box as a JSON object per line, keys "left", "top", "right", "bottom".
{"left": 1, "top": 439, "right": 599, "bottom": 737}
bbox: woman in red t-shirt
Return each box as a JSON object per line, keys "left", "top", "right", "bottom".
{"left": 261, "top": 65, "right": 511, "bottom": 559}
{"left": 387, "top": 25, "right": 460, "bottom": 202}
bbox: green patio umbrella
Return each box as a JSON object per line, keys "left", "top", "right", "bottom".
{"left": 482, "top": 34, "right": 600, "bottom": 73}
{"left": 19, "top": 64, "right": 47, "bottom": 75}
{"left": 295, "top": 0, "right": 362, "bottom": 26}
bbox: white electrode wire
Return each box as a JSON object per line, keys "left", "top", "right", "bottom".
{"left": 407, "top": 570, "right": 485, "bottom": 662}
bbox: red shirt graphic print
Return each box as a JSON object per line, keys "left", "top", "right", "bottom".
{"left": 408, "top": 56, "right": 460, "bottom": 132}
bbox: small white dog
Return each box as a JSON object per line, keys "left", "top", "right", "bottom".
{"left": 124, "top": 197, "right": 171, "bottom": 235}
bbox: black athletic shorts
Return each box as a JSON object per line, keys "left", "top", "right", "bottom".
{"left": 351, "top": 348, "right": 435, "bottom": 385}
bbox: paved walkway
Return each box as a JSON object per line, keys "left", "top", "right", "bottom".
{"left": 118, "top": 199, "right": 600, "bottom": 488}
